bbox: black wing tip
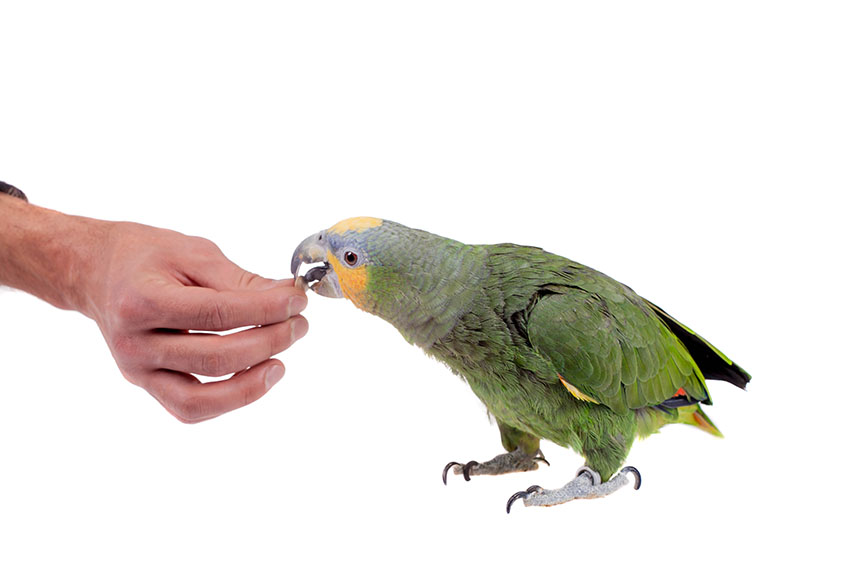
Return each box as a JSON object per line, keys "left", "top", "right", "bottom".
{"left": 706, "top": 362, "right": 751, "bottom": 390}
{"left": 645, "top": 299, "right": 751, "bottom": 391}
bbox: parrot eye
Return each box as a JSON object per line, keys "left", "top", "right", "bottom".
{"left": 343, "top": 251, "right": 358, "bottom": 266}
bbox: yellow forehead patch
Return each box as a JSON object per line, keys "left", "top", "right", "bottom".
{"left": 328, "top": 216, "right": 383, "bottom": 235}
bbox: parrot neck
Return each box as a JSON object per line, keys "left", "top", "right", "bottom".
{"left": 368, "top": 237, "right": 487, "bottom": 348}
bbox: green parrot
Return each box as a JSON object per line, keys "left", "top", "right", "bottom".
{"left": 291, "top": 217, "right": 749, "bottom": 512}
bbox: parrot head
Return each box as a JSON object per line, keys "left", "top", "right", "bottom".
{"left": 291, "top": 217, "right": 485, "bottom": 346}
{"left": 290, "top": 216, "right": 387, "bottom": 309}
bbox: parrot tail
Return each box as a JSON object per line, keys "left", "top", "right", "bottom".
{"left": 636, "top": 405, "right": 722, "bottom": 438}
{"left": 678, "top": 406, "right": 723, "bottom": 438}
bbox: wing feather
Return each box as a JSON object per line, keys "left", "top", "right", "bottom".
{"left": 526, "top": 279, "right": 709, "bottom": 414}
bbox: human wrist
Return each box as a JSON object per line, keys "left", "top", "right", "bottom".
{"left": 0, "top": 194, "right": 110, "bottom": 315}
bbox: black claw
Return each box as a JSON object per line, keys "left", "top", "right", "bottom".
{"left": 506, "top": 485, "right": 543, "bottom": 514}
{"left": 531, "top": 450, "right": 549, "bottom": 468}
{"left": 533, "top": 456, "right": 550, "bottom": 467}
{"left": 442, "top": 462, "right": 463, "bottom": 485}
{"left": 621, "top": 466, "right": 642, "bottom": 490}
{"left": 441, "top": 460, "right": 479, "bottom": 484}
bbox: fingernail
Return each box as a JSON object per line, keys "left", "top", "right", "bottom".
{"left": 264, "top": 365, "right": 285, "bottom": 390}
{"left": 291, "top": 318, "right": 308, "bottom": 342}
{"left": 288, "top": 295, "right": 308, "bottom": 317}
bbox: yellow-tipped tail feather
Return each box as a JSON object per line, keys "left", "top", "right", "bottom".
{"left": 680, "top": 406, "right": 723, "bottom": 438}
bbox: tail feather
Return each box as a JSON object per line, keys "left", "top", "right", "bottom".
{"left": 679, "top": 406, "right": 723, "bottom": 438}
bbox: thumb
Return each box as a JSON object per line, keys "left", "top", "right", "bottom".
{"left": 185, "top": 243, "right": 294, "bottom": 292}
{"left": 234, "top": 272, "right": 296, "bottom": 292}
{"left": 216, "top": 263, "right": 296, "bottom": 293}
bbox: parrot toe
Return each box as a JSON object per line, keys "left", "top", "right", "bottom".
{"left": 506, "top": 466, "right": 641, "bottom": 513}
{"left": 506, "top": 485, "right": 543, "bottom": 514}
{"left": 620, "top": 465, "right": 642, "bottom": 489}
{"left": 533, "top": 452, "right": 550, "bottom": 467}
{"left": 441, "top": 460, "right": 479, "bottom": 484}
{"left": 441, "top": 449, "right": 547, "bottom": 485}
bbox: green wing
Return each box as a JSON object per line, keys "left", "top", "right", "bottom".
{"left": 525, "top": 274, "right": 710, "bottom": 415}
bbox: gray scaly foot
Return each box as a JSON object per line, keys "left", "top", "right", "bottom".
{"left": 506, "top": 465, "right": 641, "bottom": 513}
{"left": 442, "top": 448, "right": 549, "bottom": 484}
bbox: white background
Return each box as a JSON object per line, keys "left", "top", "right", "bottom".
{"left": 1, "top": 1, "right": 847, "bottom": 565}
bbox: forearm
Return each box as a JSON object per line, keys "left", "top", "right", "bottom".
{"left": 0, "top": 193, "right": 108, "bottom": 315}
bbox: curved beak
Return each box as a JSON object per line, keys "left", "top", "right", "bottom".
{"left": 290, "top": 232, "right": 343, "bottom": 298}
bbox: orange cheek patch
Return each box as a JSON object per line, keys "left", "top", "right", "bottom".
{"left": 327, "top": 254, "right": 370, "bottom": 309}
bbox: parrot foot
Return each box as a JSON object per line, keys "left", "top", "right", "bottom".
{"left": 506, "top": 465, "right": 641, "bottom": 513}
{"left": 442, "top": 448, "right": 548, "bottom": 485}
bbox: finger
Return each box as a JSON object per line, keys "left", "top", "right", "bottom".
{"left": 182, "top": 242, "right": 295, "bottom": 292}
{"left": 155, "top": 284, "right": 308, "bottom": 331}
{"left": 198, "top": 263, "right": 294, "bottom": 293}
{"left": 141, "top": 360, "right": 286, "bottom": 423}
{"left": 150, "top": 316, "right": 308, "bottom": 377}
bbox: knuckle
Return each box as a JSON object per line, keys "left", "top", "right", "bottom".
{"left": 240, "top": 377, "right": 266, "bottom": 408}
{"left": 258, "top": 299, "right": 274, "bottom": 327}
{"left": 111, "top": 334, "right": 142, "bottom": 363}
{"left": 201, "top": 300, "right": 233, "bottom": 331}
{"left": 114, "top": 291, "right": 150, "bottom": 326}
{"left": 198, "top": 349, "right": 233, "bottom": 377}
{"left": 267, "top": 328, "right": 280, "bottom": 358}
{"left": 192, "top": 236, "right": 221, "bottom": 256}
{"left": 241, "top": 387, "right": 253, "bottom": 409}
{"left": 237, "top": 270, "right": 262, "bottom": 289}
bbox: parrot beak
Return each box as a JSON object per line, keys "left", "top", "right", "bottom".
{"left": 290, "top": 232, "right": 343, "bottom": 298}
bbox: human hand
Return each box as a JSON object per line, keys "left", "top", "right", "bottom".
{"left": 83, "top": 222, "right": 308, "bottom": 423}
{"left": 0, "top": 195, "right": 306, "bottom": 422}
